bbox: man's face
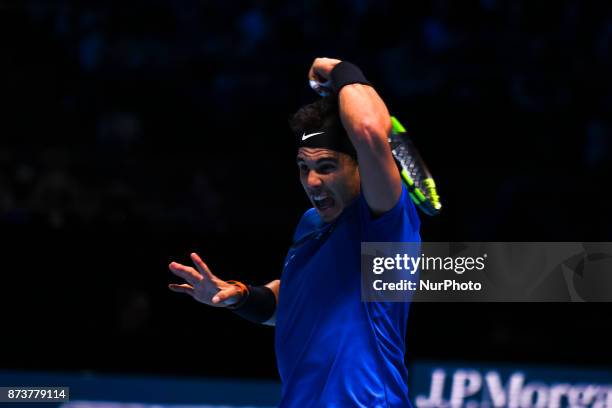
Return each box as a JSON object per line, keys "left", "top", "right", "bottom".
{"left": 296, "top": 147, "right": 360, "bottom": 223}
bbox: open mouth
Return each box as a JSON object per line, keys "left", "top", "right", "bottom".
{"left": 312, "top": 194, "right": 335, "bottom": 211}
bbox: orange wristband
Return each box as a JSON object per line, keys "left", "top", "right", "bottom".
{"left": 225, "top": 280, "right": 249, "bottom": 309}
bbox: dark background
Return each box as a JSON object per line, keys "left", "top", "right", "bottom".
{"left": 1, "top": 0, "right": 611, "bottom": 380}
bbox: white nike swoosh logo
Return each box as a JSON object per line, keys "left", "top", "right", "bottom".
{"left": 302, "top": 131, "right": 325, "bottom": 141}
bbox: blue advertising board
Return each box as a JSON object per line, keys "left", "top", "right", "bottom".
{"left": 1, "top": 361, "right": 611, "bottom": 407}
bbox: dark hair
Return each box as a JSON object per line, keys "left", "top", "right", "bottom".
{"left": 288, "top": 96, "right": 341, "bottom": 135}
{"left": 289, "top": 97, "right": 357, "bottom": 160}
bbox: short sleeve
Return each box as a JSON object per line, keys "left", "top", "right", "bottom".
{"left": 358, "top": 184, "right": 421, "bottom": 243}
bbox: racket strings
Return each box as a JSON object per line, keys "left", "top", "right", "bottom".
{"left": 390, "top": 138, "right": 441, "bottom": 215}
{"left": 389, "top": 116, "right": 442, "bottom": 215}
{"left": 391, "top": 138, "right": 426, "bottom": 187}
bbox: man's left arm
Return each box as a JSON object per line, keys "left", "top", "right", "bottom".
{"left": 309, "top": 58, "right": 401, "bottom": 216}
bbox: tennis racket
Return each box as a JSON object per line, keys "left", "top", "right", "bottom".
{"left": 309, "top": 80, "right": 442, "bottom": 216}
{"left": 388, "top": 116, "right": 442, "bottom": 216}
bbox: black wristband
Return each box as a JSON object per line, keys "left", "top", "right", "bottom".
{"left": 229, "top": 285, "right": 276, "bottom": 324}
{"left": 330, "top": 61, "right": 372, "bottom": 94}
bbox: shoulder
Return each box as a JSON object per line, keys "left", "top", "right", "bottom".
{"left": 292, "top": 208, "right": 322, "bottom": 243}
{"left": 357, "top": 184, "right": 421, "bottom": 240}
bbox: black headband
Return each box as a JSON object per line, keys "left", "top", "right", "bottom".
{"left": 295, "top": 122, "right": 357, "bottom": 159}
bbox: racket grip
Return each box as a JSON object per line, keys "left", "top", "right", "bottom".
{"left": 309, "top": 79, "right": 332, "bottom": 97}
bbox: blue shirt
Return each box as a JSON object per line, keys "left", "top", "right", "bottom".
{"left": 275, "top": 185, "right": 421, "bottom": 407}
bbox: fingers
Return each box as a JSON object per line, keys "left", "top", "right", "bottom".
{"left": 308, "top": 63, "right": 327, "bottom": 83}
{"left": 168, "top": 283, "right": 194, "bottom": 295}
{"left": 168, "top": 261, "right": 203, "bottom": 286}
{"left": 212, "top": 286, "right": 242, "bottom": 306}
{"left": 308, "top": 65, "right": 316, "bottom": 82}
{"left": 190, "top": 252, "right": 215, "bottom": 280}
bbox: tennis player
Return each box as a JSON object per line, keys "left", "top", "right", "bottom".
{"left": 168, "top": 57, "right": 421, "bottom": 407}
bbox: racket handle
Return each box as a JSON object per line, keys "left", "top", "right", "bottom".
{"left": 309, "top": 79, "right": 332, "bottom": 97}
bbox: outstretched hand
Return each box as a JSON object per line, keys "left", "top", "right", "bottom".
{"left": 168, "top": 252, "right": 244, "bottom": 307}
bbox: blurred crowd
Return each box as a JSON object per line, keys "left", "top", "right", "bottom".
{"left": 1, "top": 0, "right": 611, "bottom": 238}
{"left": 2, "top": 0, "right": 612, "bottom": 376}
